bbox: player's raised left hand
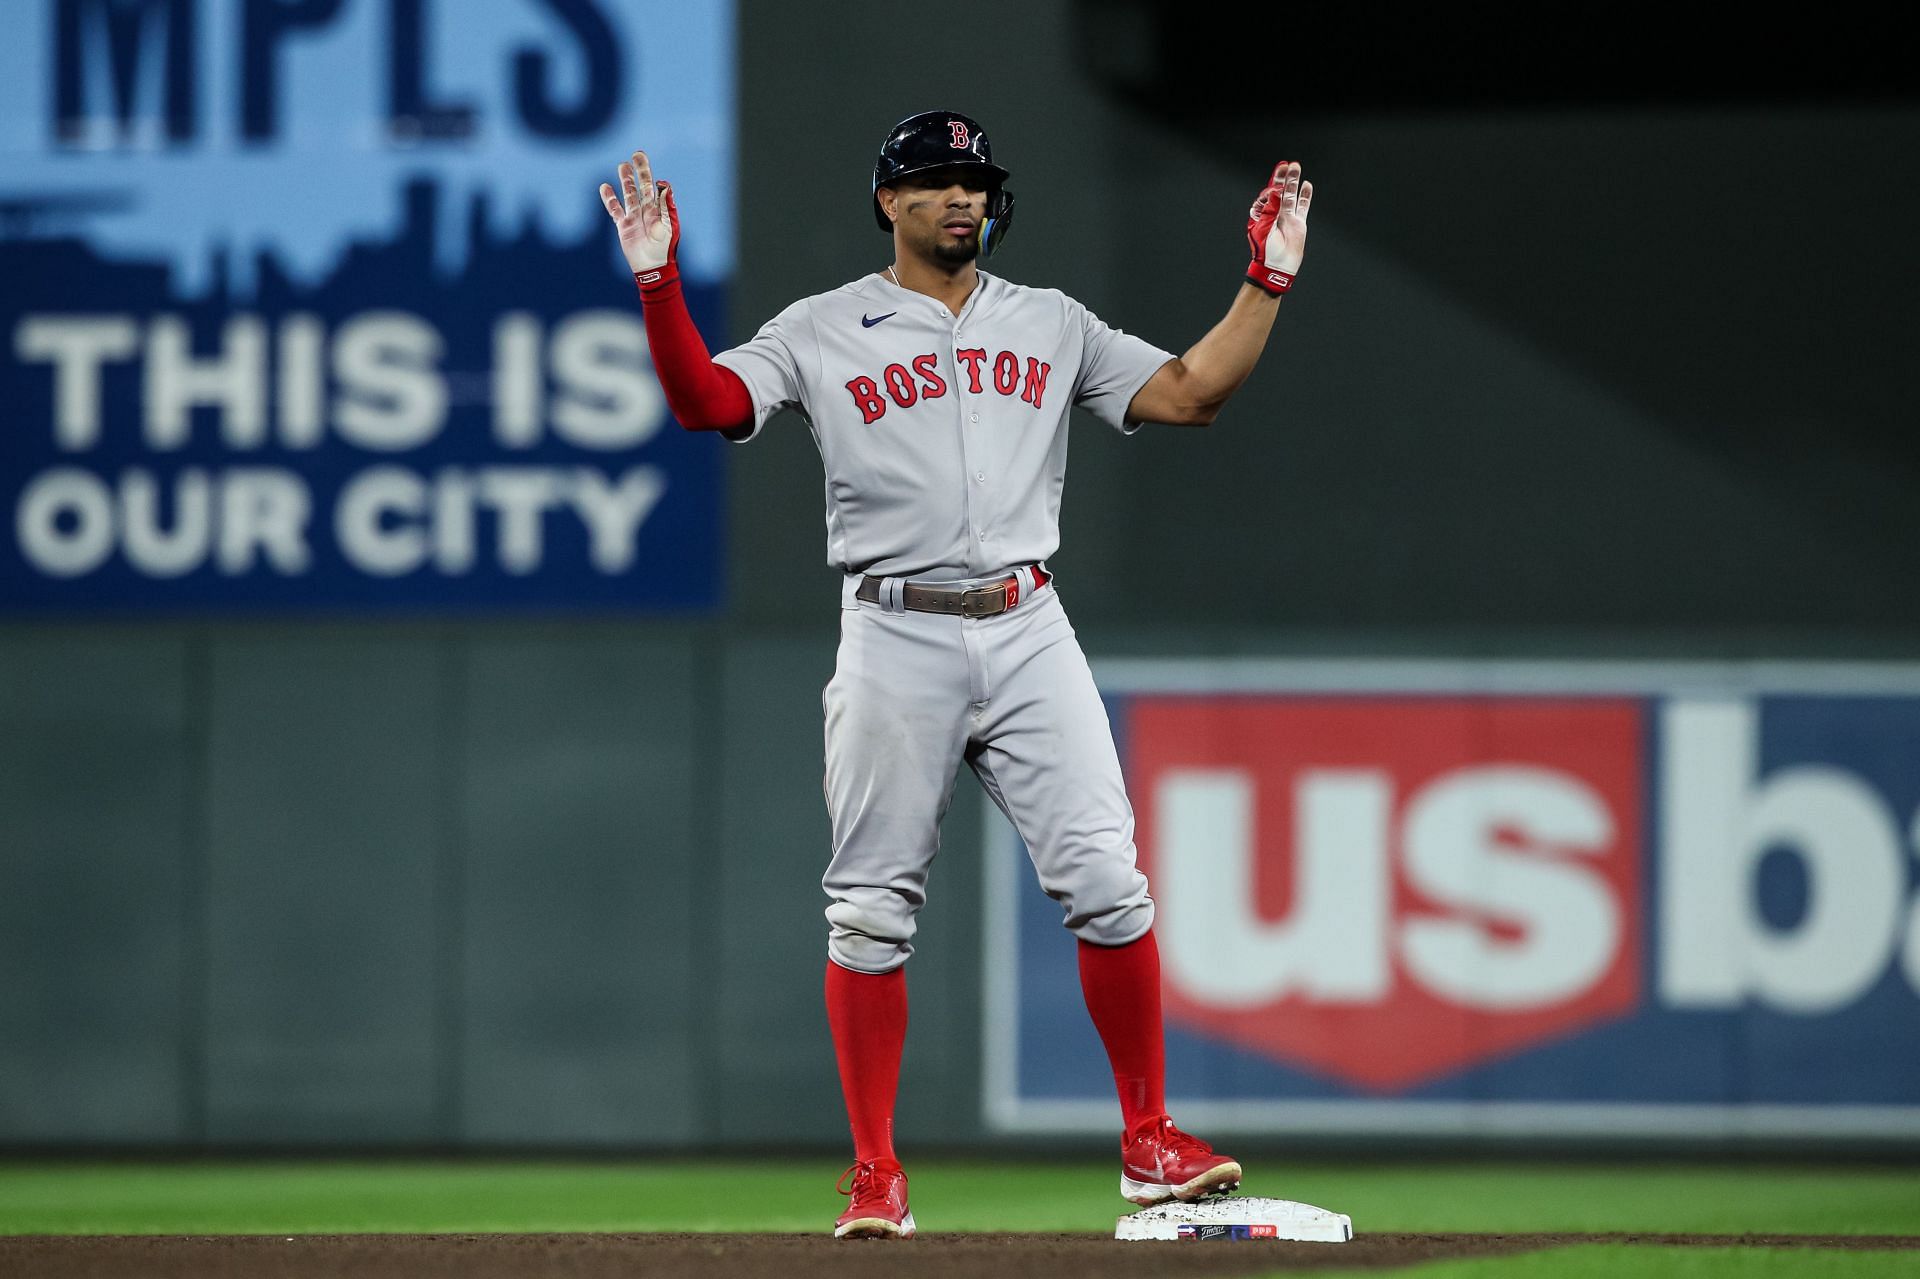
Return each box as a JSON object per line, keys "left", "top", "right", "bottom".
{"left": 600, "top": 149, "right": 680, "bottom": 287}
{"left": 1245, "top": 161, "right": 1312, "bottom": 296}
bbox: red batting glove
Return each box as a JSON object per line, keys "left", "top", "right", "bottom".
{"left": 633, "top": 181, "right": 682, "bottom": 298}
{"left": 600, "top": 149, "right": 682, "bottom": 300}
{"left": 1245, "top": 160, "right": 1310, "bottom": 296}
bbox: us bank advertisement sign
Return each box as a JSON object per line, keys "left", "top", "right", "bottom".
{"left": 985, "top": 661, "right": 1920, "bottom": 1139}
{"left": 1, "top": 0, "right": 731, "bottom": 613}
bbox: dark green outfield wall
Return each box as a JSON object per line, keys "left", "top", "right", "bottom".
{"left": 0, "top": 625, "right": 988, "bottom": 1148}
{"left": 3, "top": 0, "right": 1916, "bottom": 1147}
{"left": 727, "top": 12, "right": 1920, "bottom": 644}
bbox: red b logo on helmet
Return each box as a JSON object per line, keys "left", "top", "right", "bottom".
{"left": 949, "top": 120, "right": 970, "bottom": 149}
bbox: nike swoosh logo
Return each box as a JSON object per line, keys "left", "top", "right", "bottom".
{"left": 1124, "top": 1153, "right": 1169, "bottom": 1181}
{"left": 861, "top": 312, "right": 896, "bottom": 328}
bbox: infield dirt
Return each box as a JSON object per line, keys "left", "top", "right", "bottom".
{"left": 5, "top": 1232, "right": 1918, "bottom": 1277}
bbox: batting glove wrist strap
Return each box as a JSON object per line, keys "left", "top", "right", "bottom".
{"left": 634, "top": 261, "right": 681, "bottom": 301}
{"left": 1245, "top": 261, "right": 1295, "bottom": 295}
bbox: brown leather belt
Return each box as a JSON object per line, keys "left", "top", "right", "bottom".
{"left": 856, "top": 565, "right": 1050, "bottom": 618}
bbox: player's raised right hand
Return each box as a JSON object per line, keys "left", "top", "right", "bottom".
{"left": 1245, "top": 161, "right": 1312, "bottom": 296}
{"left": 601, "top": 149, "right": 680, "bottom": 284}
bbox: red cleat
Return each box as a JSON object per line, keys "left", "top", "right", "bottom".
{"left": 1119, "top": 1115, "right": 1244, "bottom": 1205}
{"left": 834, "top": 1159, "right": 916, "bottom": 1239}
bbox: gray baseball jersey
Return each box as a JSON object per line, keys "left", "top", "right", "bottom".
{"left": 716, "top": 269, "right": 1174, "bottom": 974}
{"left": 714, "top": 270, "right": 1175, "bottom": 579}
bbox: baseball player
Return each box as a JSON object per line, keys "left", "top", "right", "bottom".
{"left": 602, "top": 110, "right": 1310, "bottom": 1239}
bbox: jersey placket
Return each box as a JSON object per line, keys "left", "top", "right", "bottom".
{"left": 951, "top": 286, "right": 991, "bottom": 574}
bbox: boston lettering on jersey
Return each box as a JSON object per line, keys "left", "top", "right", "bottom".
{"left": 845, "top": 349, "right": 1054, "bottom": 425}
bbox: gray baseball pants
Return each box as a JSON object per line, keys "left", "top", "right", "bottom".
{"left": 822, "top": 568, "right": 1154, "bottom": 973}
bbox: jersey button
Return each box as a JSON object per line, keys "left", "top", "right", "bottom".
{"left": 970, "top": 413, "right": 979, "bottom": 423}
{"left": 975, "top": 472, "right": 985, "bottom": 483}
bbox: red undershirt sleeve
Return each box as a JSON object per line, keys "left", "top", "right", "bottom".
{"left": 635, "top": 274, "right": 754, "bottom": 433}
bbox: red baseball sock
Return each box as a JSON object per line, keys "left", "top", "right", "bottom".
{"left": 824, "top": 961, "right": 907, "bottom": 1167}
{"left": 1077, "top": 931, "right": 1168, "bottom": 1135}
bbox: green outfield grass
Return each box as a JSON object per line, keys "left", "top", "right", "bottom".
{"left": 1365, "top": 1247, "right": 1920, "bottom": 1278}
{"left": 4, "top": 1159, "right": 1919, "bottom": 1237}
{"left": 1, "top": 1159, "right": 1916, "bottom": 1277}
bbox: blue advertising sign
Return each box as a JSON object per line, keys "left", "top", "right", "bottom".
{"left": 1, "top": 0, "right": 733, "bottom": 613}
{"left": 985, "top": 660, "right": 1920, "bottom": 1139}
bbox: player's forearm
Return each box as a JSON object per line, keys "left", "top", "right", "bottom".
{"left": 602, "top": 151, "right": 751, "bottom": 432}
{"left": 635, "top": 274, "right": 754, "bottom": 432}
{"left": 1165, "top": 284, "right": 1283, "bottom": 422}
{"left": 1144, "top": 157, "right": 1310, "bottom": 425}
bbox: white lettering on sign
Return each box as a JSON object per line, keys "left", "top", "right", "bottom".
{"left": 1158, "top": 769, "right": 1392, "bottom": 1007}
{"left": 11, "top": 465, "right": 667, "bottom": 581}
{"left": 432, "top": 470, "right": 476, "bottom": 574}
{"left": 332, "top": 311, "right": 447, "bottom": 451}
{"left": 548, "top": 311, "right": 662, "bottom": 449}
{"left": 334, "top": 466, "right": 669, "bottom": 577}
{"left": 1658, "top": 699, "right": 1907, "bottom": 1013}
{"left": 276, "top": 314, "right": 327, "bottom": 450}
{"left": 144, "top": 316, "right": 269, "bottom": 450}
{"left": 217, "top": 469, "right": 311, "bottom": 574}
{"left": 480, "top": 468, "right": 564, "bottom": 574}
{"left": 13, "top": 316, "right": 140, "bottom": 450}
{"left": 336, "top": 467, "right": 431, "bottom": 576}
{"left": 9, "top": 307, "right": 682, "bottom": 586}
{"left": 491, "top": 311, "right": 661, "bottom": 451}
{"left": 13, "top": 310, "right": 672, "bottom": 457}
{"left": 571, "top": 467, "right": 666, "bottom": 571}
{"left": 122, "top": 469, "right": 211, "bottom": 577}
{"left": 15, "top": 466, "right": 313, "bottom": 578}
{"left": 492, "top": 312, "right": 545, "bottom": 448}
{"left": 1400, "top": 768, "right": 1619, "bottom": 1010}
{"left": 16, "top": 467, "right": 116, "bottom": 577}
{"left": 1157, "top": 764, "right": 1620, "bottom": 1012}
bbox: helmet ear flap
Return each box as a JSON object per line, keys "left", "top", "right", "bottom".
{"left": 980, "top": 187, "right": 1015, "bottom": 257}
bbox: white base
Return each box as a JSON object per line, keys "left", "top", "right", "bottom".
{"left": 1115, "top": 1196, "right": 1353, "bottom": 1243}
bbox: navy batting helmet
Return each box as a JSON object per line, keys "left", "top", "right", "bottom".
{"left": 871, "top": 110, "right": 1016, "bottom": 256}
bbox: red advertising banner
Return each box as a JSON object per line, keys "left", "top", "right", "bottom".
{"left": 985, "top": 661, "right": 1920, "bottom": 1140}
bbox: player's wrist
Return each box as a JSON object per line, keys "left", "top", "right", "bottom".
{"left": 1244, "top": 261, "right": 1295, "bottom": 296}
{"left": 634, "top": 259, "right": 681, "bottom": 300}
